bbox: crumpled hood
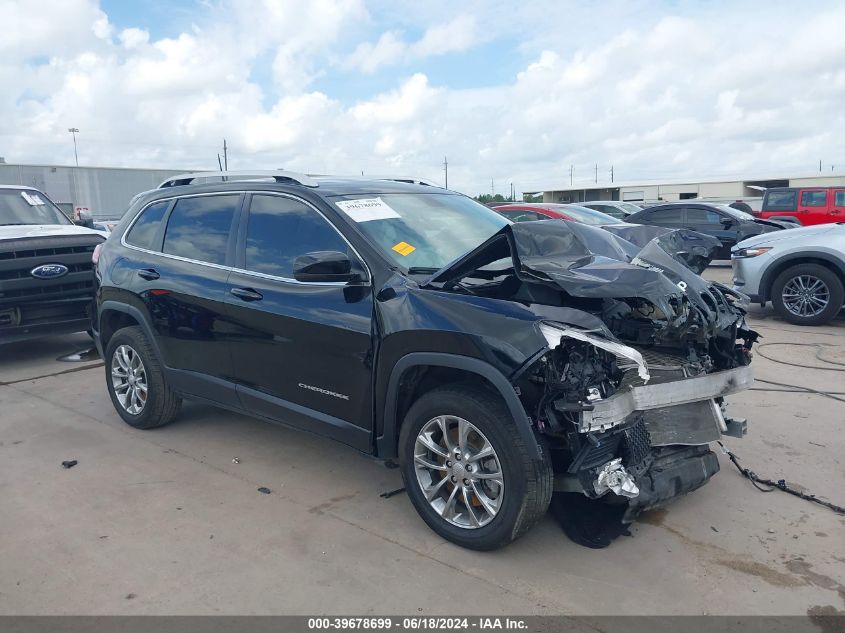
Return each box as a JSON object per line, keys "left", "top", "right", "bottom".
{"left": 0, "top": 224, "right": 105, "bottom": 241}
{"left": 428, "top": 220, "right": 721, "bottom": 300}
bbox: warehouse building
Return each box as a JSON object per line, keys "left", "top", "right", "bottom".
{"left": 540, "top": 173, "right": 845, "bottom": 205}
{"left": 0, "top": 161, "right": 186, "bottom": 220}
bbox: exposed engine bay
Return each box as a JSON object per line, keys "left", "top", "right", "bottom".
{"left": 424, "top": 220, "right": 758, "bottom": 525}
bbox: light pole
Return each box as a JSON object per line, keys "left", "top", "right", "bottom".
{"left": 68, "top": 128, "right": 79, "bottom": 166}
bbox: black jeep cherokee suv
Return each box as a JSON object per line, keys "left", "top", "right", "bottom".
{"left": 93, "top": 171, "right": 757, "bottom": 550}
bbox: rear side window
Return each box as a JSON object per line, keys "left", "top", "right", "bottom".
{"left": 764, "top": 190, "right": 797, "bottom": 210}
{"left": 835, "top": 191, "right": 845, "bottom": 206}
{"left": 686, "top": 208, "right": 722, "bottom": 224}
{"left": 162, "top": 195, "right": 239, "bottom": 265}
{"left": 800, "top": 190, "right": 828, "bottom": 207}
{"left": 644, "top": 208, "right": 684, "bottom": 225}
{"left": 125, "top": 201, "right": 169, "bottom": 250}
{"left": 244, "top": 195, "right": 349, "bottom": 279}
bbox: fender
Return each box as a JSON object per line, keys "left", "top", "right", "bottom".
{"left": 377, "top": 352, "right": 542, "bottom": 460}
{"left": 96, "top": 300, "right": 164, "bottom": 363}
{"left": 758, "top": 251, "right": 845, "bottom": 301}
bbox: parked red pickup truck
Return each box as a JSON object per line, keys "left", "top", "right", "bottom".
{"left": 757, "top": 186, "right": 845, "bottom": 225}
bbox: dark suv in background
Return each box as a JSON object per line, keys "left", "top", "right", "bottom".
{"left": 93, "top": 171, "right": 757, "bottom": 550}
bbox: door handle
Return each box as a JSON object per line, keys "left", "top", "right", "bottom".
{"left": 230, "top": 287, "right": 263, "bottom": 302}
{"left": 137, "top": 268, "right": 160, "bottom": 281}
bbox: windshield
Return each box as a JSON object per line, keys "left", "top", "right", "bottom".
{"left": 0, "top": 189, "right": 71, "bottom": 226}
{"left": 716, "top": 204, "right": 755, "bottom": 221}
{"left": 560, "top": 205, "right": 623, "bottom": 225}
{"left": 333, "top": 193, "right": 507, "bottom": 270}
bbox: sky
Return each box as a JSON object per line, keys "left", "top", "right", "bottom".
{"left": 1, "top": 0, "right": 844, "bottom": 196}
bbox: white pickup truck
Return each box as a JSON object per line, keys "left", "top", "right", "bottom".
{"left": 0, "top": 185, "right": 106, "bottom": 344}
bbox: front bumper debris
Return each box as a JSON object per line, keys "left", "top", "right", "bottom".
{"left": 622, "top": 445, "right": 720, "bottom": 522}
{"left": 576, "top": 365, "right": 754, "bottom": 433}
{"left": 594, "top": 458, "right": 639, "bottom": 498}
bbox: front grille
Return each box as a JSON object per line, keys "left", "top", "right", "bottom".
{"left": 0, "top": 261, "right": 93, "bottom": 281}
{"left": 0, "top": 234, "right": 103, "bottom": 311}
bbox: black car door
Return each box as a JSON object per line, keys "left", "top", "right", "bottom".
{"left": 224, "top": 193, "right": 375, "bottom": 451}
{"left": 123, "top": 193, "right": 242, "bottom": 407}
{"left": 685, "top": 206, "right": 734, "bottom": 259}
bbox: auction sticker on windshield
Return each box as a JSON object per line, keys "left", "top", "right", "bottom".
{"left": 391, "top": 241, "right": 416, "bottom": 256}
{"left": 335, "top": 197, "right": 401, "bottom": 222}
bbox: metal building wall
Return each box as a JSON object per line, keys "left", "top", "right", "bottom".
{"left": 0, "top": 164, "right": 185, "bottom": 219}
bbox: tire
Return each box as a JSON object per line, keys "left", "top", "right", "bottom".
{"left": 105, "top": 326, "right": 182, "bottom": 429}
{"left": 771, "top": 263, "right": 844, "bottom": 326}
{"left": 398, "top": 384, "right": 552, "bottom": 550}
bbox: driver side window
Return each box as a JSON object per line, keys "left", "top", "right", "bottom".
{"left": 244, "top": 195, "right": 350, "bottom": 279}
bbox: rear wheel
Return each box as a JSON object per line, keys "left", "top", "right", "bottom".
{"left": 399, "top": 384, "right": 552, "bottom": 550}
{"left": 105, "top": 326, "right": 182, "bottom": 428}
{"left": 771, "top": 263, "right": 843, "bottom": 326}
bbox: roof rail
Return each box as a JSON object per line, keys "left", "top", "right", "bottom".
{"left": 376, "top": 177, "right": 440, "bottom": 187}
{"left": 158, "top": 170, "right": 319, "bottom": 189}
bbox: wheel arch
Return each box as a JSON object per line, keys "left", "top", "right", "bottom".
{"left": 759, "top": 253, "right": 845, "bottom": 302}
{"left": 377, "top": 352, "right": 541, "bottom": 461}
{"left": 98, "top": 301, "right": 164, "bottom": 363}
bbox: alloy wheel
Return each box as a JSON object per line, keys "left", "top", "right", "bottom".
{"left": 111, "top": 344, "right": 148, "bottom": 415}
{"left": 413, "top": 415, "right": 504, "bottom": 529}
{"left": 781, "top": 274, "right": 830, "bottom": 318}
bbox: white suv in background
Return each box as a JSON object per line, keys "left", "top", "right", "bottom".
{"left": 732, "top": 223, "right": 845, "bottom": 325}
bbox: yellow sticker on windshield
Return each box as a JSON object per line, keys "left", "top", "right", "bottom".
{"left": 392, "top": 241, "right": 416, "bottom": 256}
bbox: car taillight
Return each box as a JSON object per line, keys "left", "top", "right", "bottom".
{"left": 92, "top": 243, "right": 103, "bottom": 265}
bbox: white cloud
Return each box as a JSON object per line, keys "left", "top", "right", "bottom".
{"left": 343, "top": 15, "right": 478, "bottom": 74}
{"left": 119, "top": 28, "right": 150, "bottom": 49}
{"left": 2, "top": 0, "right": 845, "bottom": 198}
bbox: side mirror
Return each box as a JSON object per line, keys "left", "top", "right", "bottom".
{"left": 293, "top": 251, "right": 360, "bottom": 283}
{"left": 75, "top": 210, "right": 94, "bottom": 228}
{"left": 719, "top": 217, "right": 734, "bottom": 227}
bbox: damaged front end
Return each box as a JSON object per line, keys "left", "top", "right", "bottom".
{"left": 424, "top": 220, "right": 758, "bottom": 523}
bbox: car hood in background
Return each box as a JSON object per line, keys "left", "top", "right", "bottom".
{"left": 752, "top": 218, "right": 790, "bottom": 231}
{"left": 735, "top": 222, "right": 845, "bottom": 249}
{"left": 0, "top": 224, "right": 105, "bottom": 241}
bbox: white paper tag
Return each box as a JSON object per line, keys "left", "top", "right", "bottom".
{"left": 335, "top": 197, "right": 401, "bottom": 222}
{"left": 21, "top": 191, "right": 45, "bottom": 206}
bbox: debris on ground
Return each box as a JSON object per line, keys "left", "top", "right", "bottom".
{"left": 379, "top": 487, "right": 406, "bottom": 499}
{"left": 257, "top": 487, "right": 271, "bottom": 494}
{"left": 61, "top": 460, "right": 78, "bottom": 469}
{"left": 232, "top": 457, "right": 240, "bottom": 464}
{"left": 718, "top": 441, "right": 845, "bottom": 515}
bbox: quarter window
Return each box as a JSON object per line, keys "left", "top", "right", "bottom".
{"left": 835, "top": 191, "right": 845, "bottom": 206}
{"left": 244, "top": 195, "right": 349, "bottom": 279}
{"left": 162, "top": 195, "right": 238, "bottom": 265}
{"left": 800, "top": 190, "right": 827, "bottom": 207}
{"left": 125, "top": 201, "right": 169, "bottom": 251}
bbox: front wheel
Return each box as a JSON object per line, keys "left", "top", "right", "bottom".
{"left": 771, "top": 264, "right": 844, "bottom": 326}
{"left": 398, "top": 385, "right": 552, "bottom": 550}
